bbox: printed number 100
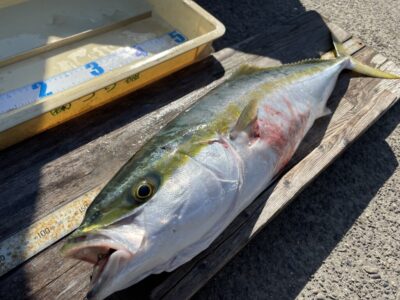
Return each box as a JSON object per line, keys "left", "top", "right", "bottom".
{"left": 37, "top": 228, "right": 51, "bottom": 239}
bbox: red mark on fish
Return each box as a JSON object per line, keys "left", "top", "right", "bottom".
{"left": 259, "top": 98, "right": 310, "bottom": 172}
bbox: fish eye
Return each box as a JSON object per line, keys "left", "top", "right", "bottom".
{"left": 132, "top": 181, "right": 155, "bottom": 202}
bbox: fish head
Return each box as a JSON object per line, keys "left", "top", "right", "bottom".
{"left": 60, "top": 139, "right": 214, "bottom": 299}
{"left": 61, "top": 108, "right": 242, "bottom": 299}
{"left": 61, "top": 145, "right": 170, "bottom": 298}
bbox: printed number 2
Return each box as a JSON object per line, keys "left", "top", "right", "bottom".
{"left": 85, "top": 62, "right": 105, "bottom": 77}
{"left": 169, "top": 31, "right": 186, "bottom": 43}
{"left": 32, "top": 81, "right": 53, "bottom": 98}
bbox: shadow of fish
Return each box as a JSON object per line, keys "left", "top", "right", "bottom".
{"left": 61, "top": 35, "right": 399, "bottom": 300}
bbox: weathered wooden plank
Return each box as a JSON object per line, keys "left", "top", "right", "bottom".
{"left": 31, "top": 259, "right": 90, "bottom": 300}
{"left": 1, "top": 11, "right": 399, "bottom": 300}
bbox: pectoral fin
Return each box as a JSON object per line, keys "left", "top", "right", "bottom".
{"left": 230, "top": 99, "right": 259, "bottom": 140}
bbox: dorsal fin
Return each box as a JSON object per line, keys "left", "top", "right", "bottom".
{"left": 231, "top": 59, "right": 326, "bottom": 80}
{"left": 231, "top": 64, "right": 268, "bottom": 78}
{"left": 284, "top": 58, "right": 326, "bottom": 66}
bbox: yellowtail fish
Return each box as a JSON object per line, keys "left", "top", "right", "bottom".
{"left": 61, "top": 37, "right": 399, "bottom": 299}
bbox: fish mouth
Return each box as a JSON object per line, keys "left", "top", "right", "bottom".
{"left": 62, "top": 232, "right": 134, "bottom": 298}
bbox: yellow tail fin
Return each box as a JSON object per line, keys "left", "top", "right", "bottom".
{"left": 332, "top": 35, "right": 400, "bottom": 79}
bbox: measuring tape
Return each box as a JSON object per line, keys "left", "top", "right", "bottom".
{"left": 0, "top": 30, "right": 187, "bottom": 114}
{"left": 0, "top": 186, "right": 102, "bottom": 277}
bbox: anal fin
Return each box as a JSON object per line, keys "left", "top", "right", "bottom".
{"left": 319, "top": 106, "right": 332, "bottom": 118}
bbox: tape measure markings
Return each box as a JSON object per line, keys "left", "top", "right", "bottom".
{"left": 0, "top": 186, "right": 102, "bottom": 277}
{"left": 0, "top": 30, "right": 187, "bottom": 115}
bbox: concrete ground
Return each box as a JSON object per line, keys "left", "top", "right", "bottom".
{"left": 194, "top": 1, "right": 400, "bottom": 299}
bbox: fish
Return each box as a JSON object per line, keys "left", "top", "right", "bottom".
{"left": 61, "top": 36, "right": 399, "bottom": 299}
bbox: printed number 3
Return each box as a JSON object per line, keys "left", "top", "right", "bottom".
{"left": 169, "top": 31, "right": 186, "bottom": 43}
{"left": 85, "top": 62, "right": 105, "bottom": 77}
{"left": 32, "top": 81, "right": 53, "bottom": 98}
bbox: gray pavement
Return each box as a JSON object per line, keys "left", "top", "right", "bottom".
{"left": 194, "top": 1, "right": 400, "bottom": 299}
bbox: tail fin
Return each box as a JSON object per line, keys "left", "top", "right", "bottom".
{"left": 332, "top": 35, "right": 400, "bottom": 79}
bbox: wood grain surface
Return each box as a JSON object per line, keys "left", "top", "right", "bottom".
{"left": 0, "top": 11, "right": 399, "bottom": 300}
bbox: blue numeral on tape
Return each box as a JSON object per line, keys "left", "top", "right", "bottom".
{"left": 32, "top": 81, "right": 53, "bottom": 98}
{"left": 85, "top": 62, "right": 105, "bottom": 77}
{"left": 169, "top": 31, "right": 186, "bottom": 43}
